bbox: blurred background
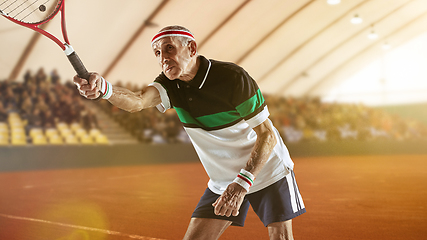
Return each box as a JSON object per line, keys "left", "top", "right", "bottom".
{"left": 1, "top": 0, "right": 426, "bottom": 157}
{"left": 1, "top": 1, "right": 427, "bottom": 239}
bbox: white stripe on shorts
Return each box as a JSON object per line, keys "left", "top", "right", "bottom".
{"left": 286, "top": 171, "right": 305, "bottom": 213}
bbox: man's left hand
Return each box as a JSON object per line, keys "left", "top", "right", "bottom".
{"left": 212, "top": 182, "right": 247, "bottom": 217}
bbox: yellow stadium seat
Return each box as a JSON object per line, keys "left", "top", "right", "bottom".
{"left": 10, "top": 121, "right": 23, "bottom": 129}
{"left": 11, "top": 132, "right": 26, "bottom": 140}
{"left": 8, "top": 113, "right": 20, "bottom": 121}
{"left": 0, "top": 135, "right": 8, "bottom": 145}
{"left": 11, "top": 135, "right": 26, "bottom": 145}
{"left": 32, "top": 135, "right": 48, "bottom": 145}
{"left": 89, "top": 128, "right": 101, "bottom": 138}
{"left": 48, "top": 134, "right": 63, "bottom": 145}
{"left": 0, "top": 128, "right": 8, "bottom": 136}
{"left": 80, "top": 134, "right": 93, "bottom": 145}
{"left": 10, "top": 126, "right": 25, "bottom": 133}
{"left": 95, "top": 134, "right": 109, "bottom": 144}
{"left": 0, "top": 122, "right": 7, "bottom": 129}
{"left": 8, "top": 114, "right": 21, "bottom": 121}
{"left": 57, "top": 122, "right": 68, "bottom": 130}
{"left": 45, "top": 128, "right": 59, "bottom": 138}
{"left": 0, "top": 133, "right": 8, "bottom": 141}
{"left": 65, "top": 134, "right": 79, "bottom": 145}
{"left": 70, "top": 122, "right": 82, "bottom": 132}
{"left": 59, "top": 128, "right": 72, "bottom": 138}
{"left": 10, "top": 122, "right": 22, "bottom": 129}
{"left": 12, "top": 130, "right": 26, "bottom": 143}
{"left": 30, "top": 128, "right": 44, "bottom": 138}
{"left": 75, "top": 128, "right": 87, "bottom": 138}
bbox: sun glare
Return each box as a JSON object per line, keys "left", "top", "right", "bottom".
{"left": 324, "top": 32, "right": 427, "bottom": 106}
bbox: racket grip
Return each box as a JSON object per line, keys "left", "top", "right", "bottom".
{"left": 67, "top": 51, "right": 90, "bottom": 80}
{"left": 67, "top": 50, "right": 102, "bottom": 101}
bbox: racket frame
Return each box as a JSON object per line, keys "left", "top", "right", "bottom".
{"left": 0, "top": 0, "right": 92, "bottom": 83}
{"left": 1, "top": 1, "right": 67, "bottom": 50}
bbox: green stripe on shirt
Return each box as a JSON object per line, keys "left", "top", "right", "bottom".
{"left": 235, "top": 89, "right": 265, "bottom": 118}
{"left": 197, "top": 111, "right": 241, "bottom": 128}
{"left": 174, "top": 89, "right": 264, "bottom": 128}
{"left": 175, "top": 107, "right": 241, "bottom": 128}
{"left": 174, "top": 107, "right": 199, "bottom": 125}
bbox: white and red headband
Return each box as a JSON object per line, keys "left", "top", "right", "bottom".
{"left": 151, "top": 30, "right": 195, "bottom": 47}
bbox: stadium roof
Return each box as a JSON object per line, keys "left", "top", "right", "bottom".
{"left": 1, "top": 0, "right": 427, "bottom": 103}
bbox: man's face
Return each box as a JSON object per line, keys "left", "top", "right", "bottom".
{"left": 152, "top": 37, "right": 193, "bottom": 80}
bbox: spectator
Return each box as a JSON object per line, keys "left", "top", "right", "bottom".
{"left": 81, "top": 109, "right": 99, "bottom": 131}
{"left": 0, "top": 102, "right": 7, "bottom": 123}
{"left": 42, "top": 109, "right": 56, "bottom": 129}
{"left": 28, "top": 108, "right": 43, "bottom": 129}
{"left": 50, "top": 69, "right": 60, "bottom": 85}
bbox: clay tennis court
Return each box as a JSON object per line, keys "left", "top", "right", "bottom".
{"left": 0, "top": 154, "right": 426, "bottom": 240}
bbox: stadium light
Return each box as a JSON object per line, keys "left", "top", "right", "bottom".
{"left": 350, "top": 14, "right": 363, "bottom": 24}
{"left": 327, "top": 0, "right": 341, "bottom": 5}
{"left": 382, "top": 42, "right": 391, "bottom": 50}
{"left": 368, "top": 27, "right": 379, "bottom": 40}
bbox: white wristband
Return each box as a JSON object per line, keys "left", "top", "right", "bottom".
{"left": 240, "top": 169, "right": 255, "bottom": 182}
{"left": 232, "top": 169, "right": 255, "bottom": 192}
{"left": 100, "top": 77, "right": 113, "bottom": 99}
{"left": 233, "top": 176, "right": 251, "bottom": 192}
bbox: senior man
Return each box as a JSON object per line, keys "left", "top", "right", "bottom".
{"left": 73, "top": 25, "right": 305, "bottom": 240}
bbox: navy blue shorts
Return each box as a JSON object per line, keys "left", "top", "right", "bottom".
{"left": 191, "top": 171, "right": 306, "bottom": 227}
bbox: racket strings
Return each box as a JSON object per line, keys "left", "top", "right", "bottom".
{"left": 1, "top": 0, "right": 19, "bottom": 11}
{"left": 0, "top": 0, "right": 57, "bottom": 23}
{"left": 10, "top": 0, "right": 33, "bottom": 18}
{"left": 0, "top": 0, "right": 9, "bottom": 6}
{"left": 19, "top": 0, "right": 51, "bottom": 21}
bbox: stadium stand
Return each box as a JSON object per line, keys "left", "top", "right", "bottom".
{"left": 264, "top": 95, "right": 427, "bottom": 143}
{"left": 1, "top": 68, "right": 427, "bottom": 173}
{"left": 1, "top": 68, "right": 426, "bottom": 146}
{"left": 96, "top": 81, "right": 427, "bottom": 144}
{"left": 0, "top": 68, "right": 112, "bottom": 146}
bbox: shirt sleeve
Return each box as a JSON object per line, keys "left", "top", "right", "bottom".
{"left": 148, "top": 73, "right": 172, "bottom": 113}
{"left": 232, "top": 68, "right": 269, "bottom": 128}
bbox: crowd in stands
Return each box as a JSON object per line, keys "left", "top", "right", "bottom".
{"left": 265, "top": 95, "right": 427, "bottom": 143}
{"left": 97, "top": 81, "right": 427, "bottom": 144}
{"left": 0, "top": 68, "right": 102, "bottom": 145}
{"left": 96, "top": 81, "right": 189, "bottom": 144}
{"left": 2, "top": 68, "right": 427, "bottom": 145}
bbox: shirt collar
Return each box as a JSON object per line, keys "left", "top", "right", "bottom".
{"left": 186, "top": 55, "right": 211, "bottom": 89}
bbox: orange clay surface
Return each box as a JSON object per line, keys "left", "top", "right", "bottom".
{"left": 0, "top": 154, "right": 426, "bottom": 240}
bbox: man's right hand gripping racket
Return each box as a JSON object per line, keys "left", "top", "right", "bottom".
{"left": 1, "top": 0, "right": 101, "bottom": 99}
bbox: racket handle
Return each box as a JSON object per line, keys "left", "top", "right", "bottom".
{"left": 65, "top": 45, "right": 102, "bottom": 101}
{"left": 67, "top": 48, "right": 102, "bottom": 101}
{"left": 67, "top": 51, "right": 90, "bottom": 80}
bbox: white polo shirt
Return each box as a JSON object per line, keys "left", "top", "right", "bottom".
{"left": 149, "top": 56, "right": 294, "bottom": 194}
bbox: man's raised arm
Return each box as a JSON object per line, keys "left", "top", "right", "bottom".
{"left": 73, "top": 72, "right": 162, "bottom": 113}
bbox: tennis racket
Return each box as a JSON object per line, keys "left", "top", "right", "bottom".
{"left": 0, "top": 0, "right": 91, "bottom": 83}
